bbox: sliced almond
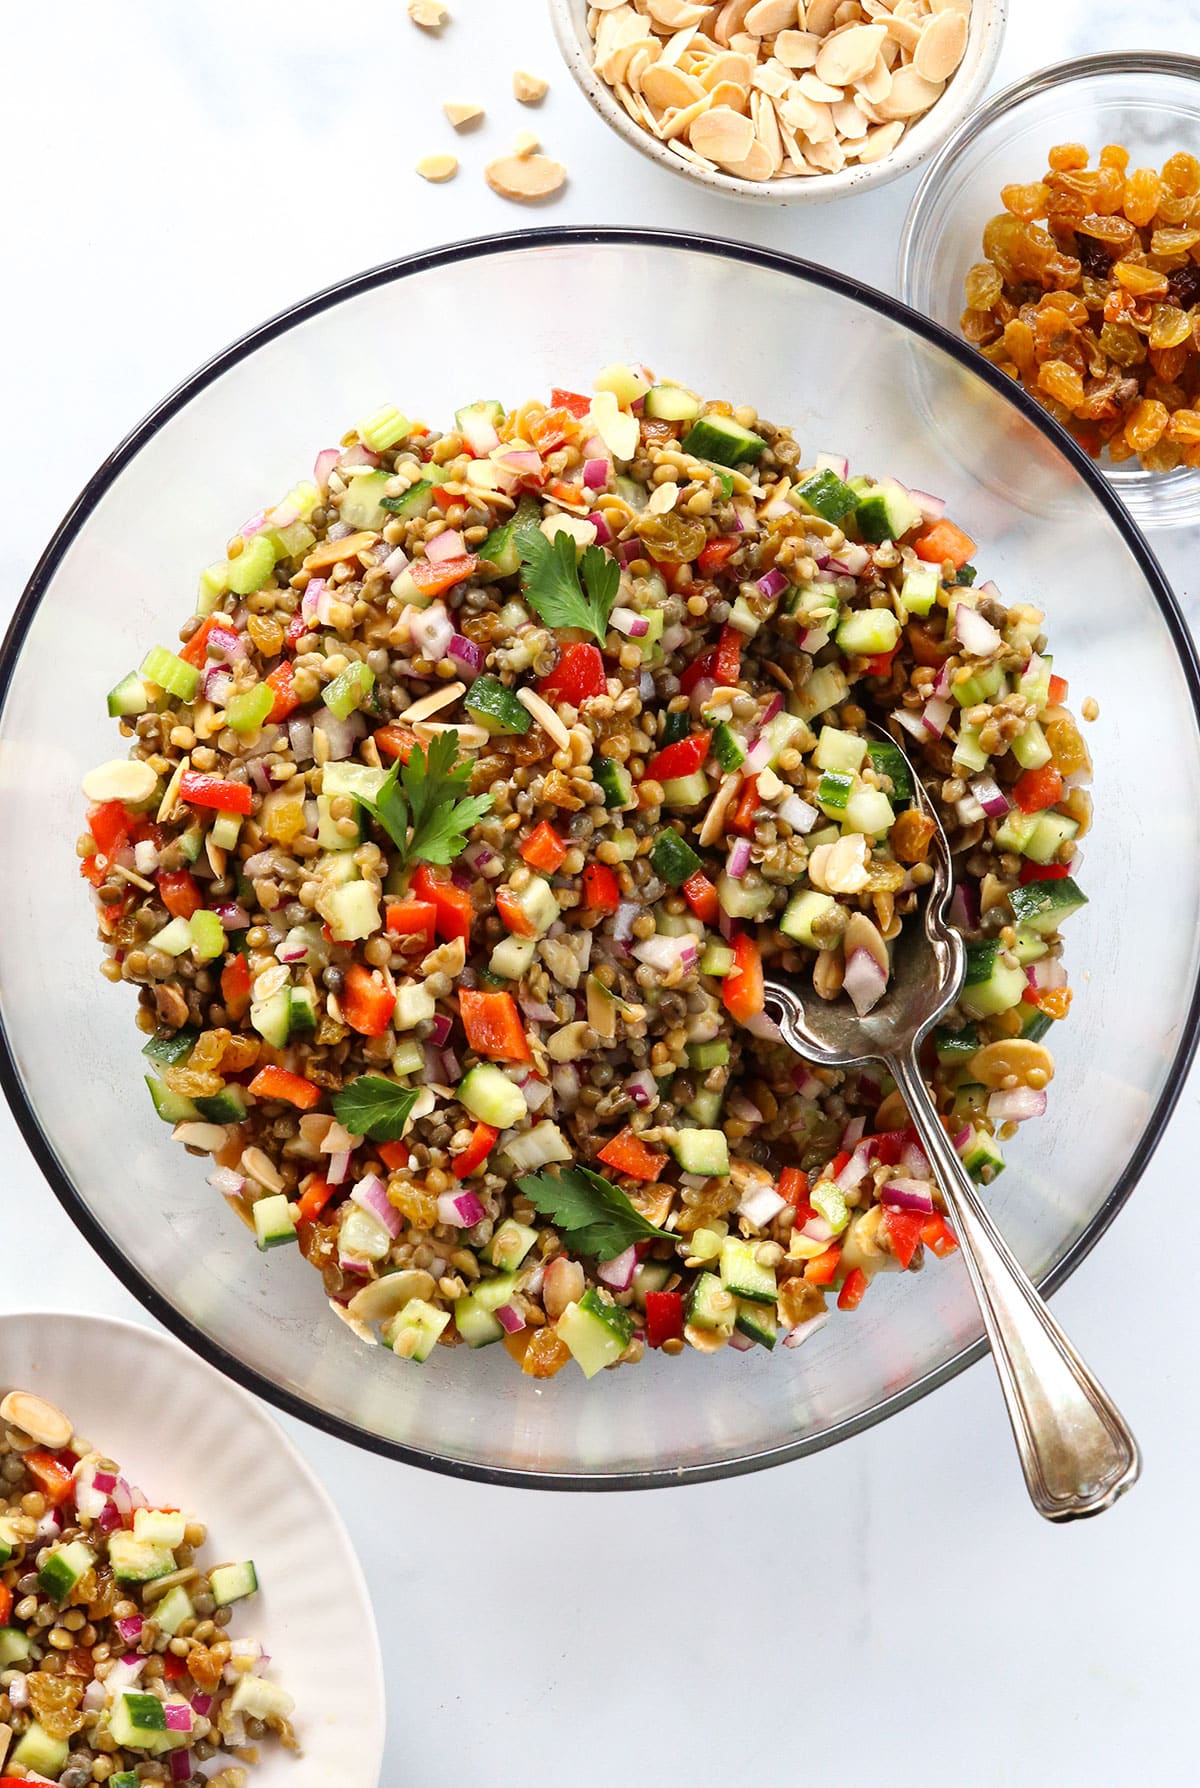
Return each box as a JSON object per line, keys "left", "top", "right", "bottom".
{"left": 646, "top": 0, "right": 711, "bottom": 26}
{"left": 82, "top": 757, "right": 157, "bottom": 806}
{"left": 876, "top": 63, "right": 942, "bottom": 119}
{"left": 797, "top": 71, "right": 844, "bottom": 101}
{"left": 667, "top": 137, "right": 720, "bottom": 173}
{"left": 416, "top": 152, "right": 458, "bottom": 183}
{"left": 347, "top": 1269, "right": 437, "bottom": 1325}
{"left": 659, "top": 24, "right": 698, "bottom": 66}
{"left": 856, "top": 116, "right": 904, "bottom": 161}
{"left": 705, "top": 79, "right": 749, "bottom": 111}
{"left": 728, "top": 30, "right": 761, "bottom": 56}
{"left": 443, "top": 100, "right": 483, "bottom": 129}
{"left": 699, "top": 772, "right": 744, "bottom": 847}
{"left": 512, "top": 129, "right": 540, "bottom": 157}
{"left": 723, "top": 136, "right": 776, "bottom": 180}
{"left": 804, "top": 0, "right": 841, "bottom": 31}
{"left": 774, "top": 29, "right": 820, "bottom": 67}
{"left": 626, "top": 44, "right": 662, "bottom": 90}
{"left": 513, "top": 68, "right": 549, "bottom": 104}
{"left": 1, "top": 1391, "right": 73, "bottom": 1450}
{"left": 598, "top": 35, "right": 659, "bottom": 85}
{"left": 744, "top": 0, "right": 798, "bottom": 31}
{"left": 642, "top": 62, "right": 707, "bottom": 109}
{"left": 929, "top": 0, "right": 971, "bottom": 13}
{"left": 400, "top": 682, "right": 465, "bottom": 723}
{"left": 714, "top": 0, "right": 757, "bottom": 46}
{"left": 750, "top": 57, "right": 791, "bottom": 97}
{"left": 815, "top": 21, "right": 887, "bottom": 85}
{"left": 751, "top": 90, "right": 784, "bottom": 169}
{"left": 689, "top": 103, "right": 756, "bottom": 166}
{"left": 804, "top": 132, "right": 847, "bottom": 173}
{"left": 407, "top": 0, "right": 447, "bottom": 25}
{"left": 659, "top": 91, "right": 714, "bottom": 139}
{"left": 517, "top": 687, "right": 572, "bottom": 750}
{"left": 699, "top": 51, "right": 754, "bottom": 91}
{"left": 305, "top": 531, "right": 379, "bottom": 570}
{"left": 485, "top": 154, "right": 567, "bottom": 200}
{"left": 856, "top": 52, "right": 893, "bottom": 100}
{"left": 647, "top": 481, "right": 681, "bottom": 514}
{"left": 831, "top": 95, "right": 869, "bottom": 138}
{"left": 914, "top": 6, "right": 967, "bottom": 83}
{"left": 884, "top": 12, "right": 923, "bottom": 52}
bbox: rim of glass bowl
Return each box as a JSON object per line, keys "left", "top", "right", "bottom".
{"left": 897, "top": 50, "right": 1200, "bottom": 531}
{"left": 2, "top": 227, "right": 1199, "bottom": 1490}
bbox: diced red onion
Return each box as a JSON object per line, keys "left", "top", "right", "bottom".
{"left": 442, "top": 1048, "right": 462, "bottom": 1084}
{"left": 921, "top": 696, "right": 953, "bottom": 738}
{"left": 612, "top": 901, "right": 638, "bottom": 945}
{"left": 314, "top": 447, "right": 339, "bottom": 486}
{"left": 584, "top": 458, "right": 610, "bottom": 490}
{"left": 611, "top": 606, "right": 650, "bottom": 638}
{"left": 171, "top": 1750, "right": 193, "bottom": 1782}
{"left": 494, "top": 1303, "right": 526, "bottom": 1334}
{"left": 518, "top": 995, "right": 556, "bottom": 1024}
{"left": 987, "top": 1086, "right": 1047, "bottom": 1124}
{"left": 843, "top": 947, "right": 888, "bottom": 1017}
{"left": 350, "top": 1174, "right": 401, "bottom": 1238}
{"left": 551, "top": 1062, "right": 580, "bottom": 1108}
{"left": 726, "top": 838, "right": 751, "bottom": 879}
{"left": 778, "top": 792, "right": 818, "bottom": 834}
{"left": 814, "top": 451, "right": 849, "bottom": 479}
{"left": 837, "top": 541, "right": 870, "bottom": 575}
{"left": 932, "top": 660, "right": 953, "bottom": 700}
{"left": 82, "top": 1678, "right": 107, "bottom": 1714}
{"left": 977, "top": 580, "right": 1002, "bottom": 603}
{"left": 92, "top": 1468, "right": 117, "bottom": 1494}
{"left": 165, "top": 1704, "right": 193, "bottom": 1733}
{"left": 900, "top": 1137, "right": 931, "bottom": 1179}
{"left": 191, "top": 1693, "right": 213, "bottom": 1717}
{"left": 207, "top": 1166, "right": 245, "bottom": 1198}
{"left": 955, "top": 793, "right": 986, "bottom": 827}
{"left": 211, "top": 903, "right": 250, "bottom": 932}
{"left": 247, "top": 759, "right": 273, "bottom": 796}
{"left": 783, "top": 1310, "right": 831, "bottom": 1349}
{"left": 301, "top": 579, "right": 326, "bottom": 625}
{"left": 287, "top": 716, "right": 313, "bottom": 762}
{"left": 115, "top": 1614, "right": 145, "bottom": 1643}
{"left": 718, "top": 907, "right": 736, "bottom": 942}
{"left": 952, "top": 1125, "right": 973, "bottom": 1151}
{"left": 461, "top": 840, "right": 497, "bottom": 875}
{"left": 727, "top": 1092, "right": 763, "bottom": 1124}
{"left": 1027, "top": 957, "right": 1067, "bottom": 992}
{"left": 639, "top": 669, "right": 655, "bottom": 700}
{"left": 316, "top": 710, "right": 359, "bottom": 761}
{"left": 326, "top": 1151, "right": 351, "bottom": 1188}
{"left": 841, "top": 1114, "right": 866, "bottom": 1148}
{"left": 97, "top": 1501, "right": 123, "bottom": 1535}
{"left": 496, "top": 447, "right": 543, "bottom": 476}
{"left": 587, "top": 511, "right": 614, "bottom": 548}
{"left": 438, "top": 1190, "right": 486, "bottom": 1226}
{"left": 202, "top": 664, "right": 233, "bottom": 706}
{"left": 882, "top": 1178, "right": 935, "bottom": 1213}
{"left": 239, "top": 509, "right": 267, "bottom": 539}
{"left": 207, "top": 623, "right": 245, "bottom": 664}
{"left": 428, "top": 1012, "right": 452, "bottom": 1046}
{"left": 762, "top": 487, "right": 794, "bottom": 520}
{"left": 633, "top": 933, "right": 697, "bottom": 973}
{"left": 891, "top": 706, "right": 927, "bottom": 742}
{"left": 426, "top": 528, "right": 466, "bottom": 564}
{"left": 954, "top": 602, "right": 1002, "bottom": 657}
{"left": 970, "top": 774, "right": 1009, "bottom": 818}
{"left": 689, "top": 677, "right": 716, "bottom": 715}
{"left": 744, "top": 1010, "right": 783, "bottom": 1043}
{"left": 410, "top": 601, "right": 455, "bottom": 662}
{"left": 759, "top": 693, "right": 783, "bottom": 727}
{"left": 447, "top": 633, "right": 484, "bottom": 679}
{"left": 836, "top": 1139, "right": 873, "bottom": 1193}
{"left": 616, "top": 538, "right": 642, "bottom": 566}
{"left": 728, "top": 1327, "right": 757, "bottom": 1352}
{"left": 342, "top": 444, "right": 380, "bottom": 469}
{"left": 660, "top": 622, "right": 689, "bottom": 653}
{"left": 338, "top": 1251, "right": 371, "bottom": 1276}
{"left": 111, "top": 1478, "right": 132, "bottom": 1516}
{"left": 756, "top": 567, "right": 789, "bottom": 600}
{"left": 597, "top": 1245, "right": 639, "bottom": 1291}
{"left": 909, "top": 487, "right": 946, "bottom": 523}
{"left": 743, "top": 736, "right": 772, "bottom": 774}
{"left": 522, "top": 1076, "right": 553, "bottom": 1112}
{"left": 793, "top": 1066, "right": 823, "bottom": 1099}
{"left": 626, "top": 1068, "right": 657, "bottom": 1107}
{"left": 948, "top": 882, "right": 979, "bottom": 930}
{"left": 737, "top": 1183, "right": 787, "bottom": 1227}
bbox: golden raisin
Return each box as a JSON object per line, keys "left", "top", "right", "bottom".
{"left": 960, "top": 307, "right": 1002, "bottom": 345}
{"left": 389, "top": 1179, "right": 438, "bottom": 1228}
{"left": 246, "top": 612, "right": 285, "bottom": 656}
{"left": 1048, "top": 141, "right": 1090, "bottom": 171}
{"left": 1150, "top": 227, "right": 1200, "bottom": 257}
{"left": 1091, "top": 166, "right": 1127, "bottom": 215}
{"left": 1098, "top": 319, "right": 1145, "bottom": 366}
{"left": 1155, "top": 192, "right": 1198, "bottom": 226}
{"left": 1037, "top": 360, "right": 1085, "bottom": 408}
{"left": 521, "top": 1327, "right": 571, "bottom": 1377}
{"left": 1100, "top": 143, "right": 1131, "bottom": 173}
{"left": 1003, "top": 318, "right": 1037, "bottom": 379}
{"left": 1149, "top": 303, "right": 1192, "bottom": 350}
{"left": 1106, "top": 433, "right": 1137, "bottom": 463}
{"left": 1141, "top": 438, "right": 1182, "bottom": 472}
{"left": 1076, "top": 212, "right": 1136, "bottom": 250}
{"left": 1123, "top": 167, "right": 1164, "bottom": 227}
{"left": 1162, "top": 151, "right": 1200, "bottom": 197}
{"left": 1182, "top": 443, "right": 1200, "bottom": 468}
{"left": 1124, "top": 396, "right": 1170, "bottom": 450}
{"left": 1043, "top": 714, "right": 1090, "bottom": 776}
{"left": 27, "top": 1672, "right": 85, "bottom": 1740}
{"left": 1113, "top": 260, "right": 1170, "bottom": 298}
{"left": 1001, "top": 181, "right": 1049, "bottom": 221}
{"left": 189, "top": 1027, "right": 231, "bottom": 1073}
{"left": 1167, "top": 408, "right": 1200, "bottom": 443}
{"left": 964, "top": 261, "right": 1003, "bottom": 309}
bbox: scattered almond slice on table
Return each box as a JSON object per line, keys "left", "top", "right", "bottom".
{"left": 443, "top": 99, "right": 483, "bottom": 128}
{"left": 584, "top": 0, "right": 972, "bottom": 181}
{"left": 513, "top": 129, "right": 540, "bottom": 157}
{"left": 407, "top": 0, "right": 447, "bottom": 27}
{"left": 416, "top": 152, "right": 458, "bottom": 183}
{"left": 513, "top": 69, "right": 550, "bottom": 103}
{"left": 485, "top": 153, "right": 567, "bottom": 201}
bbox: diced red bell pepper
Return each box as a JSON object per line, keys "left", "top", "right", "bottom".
{"left": 863, "top": 644, "right": 900, "bottom": 677}
{"left": 0, "top": 1582, "right": 10, "bottom": 1626}
{"left": 296, "top": 1175, "right": 336, "bottom": 1225}
{"left": 713, "top": 624, "right": 742, "bottom": 686}
{"left": 412, "top": 864, "right": 473, "bottom": 944}
{"left": 596, "top": 1126, "right": 669, "bottom": 1182}
{"left": 285, "top": 611, "right": 308, "bottom": 651}
{"left": 728, "top": 774, "right": 760, "bottom": 838}
{"left": 645, "top": 729, "right": 711, "bottom": 783}
{"left": 681, "top": 869, "right": 719, "bottom": 924}
{"left": 537, "top": 642, "right": 606, "bottom": 706}
{"left": 722, "top": 933, "right": 764, "bottom": 1024}
{"left": 644, "top": 1290, "right": 684, "bottom": 1349}
{"left": 519, "top": 820, "right": 567, "bottom": 873}
{"left": 913, "top": 519, "right": 976, "bottom": 569}
{"left": 696, "top": 535, "right": 741, "bottom": 577}
{"left": 679, "top": 648, "right": 716, "bottom": 695}
{"left": 341, "top": 962, "right": 396, "bottom": 1037}
{"left": 837, "top": 1266, "right": 870, "bottom": 1310}
{"left": 1019, "top": 859, "right": 1072, "bottom": 883}
{"left": 377, "top": 1139, "right": 411, "bottom": 1173}
{"left": 1013, "top": 765, "right": 1063, "bottom": 813}
{"left": 386, "top": 899, "right": 437, "bottom": 946}
{"left": 804, "top": 1246, "right": 841, "bottom": 1286}
{"left": 24, "top": 1451, "right": 75, "bottom": 1507}
{"left": 374, "top": 725, "right": 419, "bottom": 763}
{"left": 179, "top": 614, "right": 223, "bottom": 669}
{"left": 88, "top": 801, "right": 132, "bottom": 856}
{"left": 920, "top": 1212, "right": 959, "bottom": 1258}
{"left": 778, "top": 1166, "right": 810, "bottom": 1207}
{"left": 495, "top": 885, "right": 539, "bottom": 938}
{"left": 451, "top": 1120, "right": 500, "bottom": 1177}
{"left": 179, "top": 770, "right": 253, "bottom": 815}
{"left": 883, "top": 1206, "right": 926, "bottom": 1270}
{"left": 871, "top": 1129, "right": 910, "bottom": 1167}
{"left": 460, "top": 989, "right": 531, "bottom": 1064}
{"left": 157, "top": 869, "right": 202, "bottom": 920}
{"left": 431, "top": 484, "right": 460, "bottom": 513}
{"left": 161, "top": 1651, "right": 189, "bottom": 1682}
{"left": 827, "top": 1150, "right": 852, "bottom": 1180}
{"left": 552, "top": 387, "right": 591, "bottom": 419}
{"left": 265, "top": 661, "right": 299, "bottom": 722}
{"left": 409, "top": 554, "right": 479, "bottom": 597}
{"left": 1048, "top": 673, "right": 1069, "bottom": 705}
{"left": 220, "top": 953, "right": 251, "bottom": 1019}
{"left": 249, "top": 1064, "right": 322, "bottom": 1111}
{"left": 581, "top": 862, "right": 621, "bottom": 914}
{"left": 531, "top": 408, "right": 576, "bottom": 454}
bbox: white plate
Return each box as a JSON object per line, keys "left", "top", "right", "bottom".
{"left": 0, "top": 1309, "right": 385, "bottom": 1786}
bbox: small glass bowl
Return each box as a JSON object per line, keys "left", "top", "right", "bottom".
{"left": 898, "top": 52, "right": 1200, "bottom": 530}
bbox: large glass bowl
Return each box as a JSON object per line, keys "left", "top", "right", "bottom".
{"left": 2, "top": 230, "right": 1198, "bottom": 1488}
{"left": 898, "top": 52, "right": 1200, "bottom": 530}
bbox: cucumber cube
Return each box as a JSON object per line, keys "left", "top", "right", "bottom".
{"left": 780, "top": 889, "right": 838, "bottom": 949}
{"left": 814, "top": 725, "right": 867, "bottom": 774}
{"left": 210, "top": 1559, "right": 259, "bottom": 1606}
{"left": 720, "top": 1238, "right": 777, "bottom": 1305}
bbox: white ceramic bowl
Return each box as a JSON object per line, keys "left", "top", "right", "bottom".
{"left": 549, "top": 0, "right": 1007, "bottom": 205}
{"left": 0, "top": 1310, "right": 386, "bottom": 1788}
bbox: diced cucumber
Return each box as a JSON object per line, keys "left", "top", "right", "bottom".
{"left": 660, "top": 710, "right": 691, "bottom": 746}
{"left": 340, "top": 470, "right": 392, "bottom": 531}
{"left": 1024, "top": 811, "right": 1079, "bottom": 865}
{"left": 134, "top": 1508, "right": 186, "bottom": 1547}
{"left": 144, "top": 1072, "right": 200, "bottom": 1126}
{"left": 681, "top": 413, "right": 766, "bottom": 466}
{"left": 779, "top": 888, "right": 837, "bottom": 949}
{"left": 644, "top": 383, "right": 701, "bottom": 422}
{"left": 479, "top": 516, "right": 521, "bottom": 577}
{"left": 1011, "top": 927, "right": 1049, "bottom": 966}
{"left": 381, "top": 477, "right": 439, "bottom": 520}
{"left": 556, "top": 1286, "right": 636, "bottom": 1378}
{"left": 952, "top": 662, "right": 1005, "bottom": 709}
{"left": 816, "top": 769, "right": 854, "bottom": 816}
{"left": 194, "top": 1085, "right": 249, "bottom": 1125}
{"left": 322, "top": 660, "right": 375, "bottom": 722}
{"left": 716, "top": 871, "right": 774, "bottom": 920}
{"left": 661, "top": 770, "right": 710, "bottom": 808}
{"left": 671, "top": 1127, "right": 729, "bottom": 1176}
{"left": 650, "top": 828, "right": 702, "bottom": 887}
{"left": 253, "top": 1193, "right": 297, "bottom": 1251}
{"left": 394, "top": 982, "right": 435, "bottom": 1029}
{"left": 1011, "top": 719, "right": 1053, "bottom": 771}
{"left": 10, "top": 1722, "right": 69, "bottom": 1777}
{"left": 960, "top": 940, "right": 1026, "bottom": 1020}
{"left": 269, "top": 519, "right": 316, "bottom": 562}
{"left": 0, "top": 1514, "right": 19, "bottom": 1565}
{"left": 687, "top": 1271, "right": 736, "bottom": 1336}
{"left": 843, "top": 784, "right": 893, "bottom": 837}
{"left": 250, "top": 987, "right": 292, "bottom": 1049}
{"left": 458, "top": 1063, "right": 526, "bottom": 1129}
{"left": 1020, "top": 1008, "right": 1054, "bottom": 1043}
{"left": 485, "top": 1218, "right": 539, "bottom": 1271}
{"left": 952, "top": 1082, "right": 989, "bottom": 1123}
{"left": 392, "top": 1038, "right": 424, "bottom": 1077}
{"left": 736, "top": 1299, "right": 777, "bottom": 1349}
{"left": 711, "top": 721, "right": 746, "bottom": 772}
{"left": 720, "top": 1237, "right": 777, "bottom": 1305}
{"left": 210, "top": 1559, "right": 259, "bottom": 1606}
{"left": 109, "top": 1531, "right": 176, "bottom": 1584}
{"left": 594, "top": 756, "right": 634, "bottom": 808}
{"left": 38, "top": 1538, "right": 95, "bottom": 1603}
{"left": 811, "top": 1179, "right": 849, "bottom": 1234}
{"left": 761, "top": 711, "right": 813, "bottom": 766}
{"left": 382, "top": 1298, "right": 451, "bottom": 1362}
{"left": 322, "top": 762, "right": 388, "bottom": 802}
{"left": 188, "top": 908, "right": 225, "bottom": 963}
{"left": 952, "top": 724, "right": 989, "bottom": 775}
{"left": 685, "top": 1086, "right": 724, "bottom": 1126}
{"left": 961, "top": 1125, "right": 1005, "bottom": 1181}
{"left": 1008, "top": 875, "right": 1087, "bottom": 935}
{"left": 176, "top": 821, "right": 204, "bottom": 864}
{"left": 110, "top": 1690, "right": 175, "bottom": 1751}
{"left": 226, "top": 533, "right": 276, "bottom": 598}
{"left": 853, "top": 479, "right": 922, "bottom": 544}
{"left": 327, "top": 880, "right": 381, "bottom": 942}
{"left": 1018, "top": 654, "right": 1052, "bottom": 713}
{"left": 727, "top": 595, "right": 761, "bottom": 638}
{"left": 632, "top": 1260, "right": 672, "bottom": 1305}
{"left": 152, "top": 1584, "right": 195, "bottom": 1636}
{"left": 793, "top": 663, "right": 849, "bottom": 722}
{"left": 866, "top": 737, "right": 914, "bottom": 801}
{"left": 791, "top": 467, "right": 860, "bottom": 523}
{"left": 814, "top": 725, "right": 867, "bottom": 775}
{"left": 454, "top": 1272, "right": 519, "bottom": 1349}
{"left": 837, "top": 607, "right": 901, "bottom": 658}
{"left": 638, "top": 607, "right": 665, "bottom": 664}
{"left": 140, "top": 644, "right": 200, "bottom": 704}
{"left": 689, "top": 1039, "right": 731, "bottom": 1069}
{"left": 229, "top": 1674, "right": 296, "bottom": 1721}
{"left": 934, "top": 1024, "right": 979, "bottom": 1062}
{"left": 455, "top": 399, "right": 504, "bottom": 453}
{"left": 994, "top": 807, "right": 1040, "bottom": 855}
{"left": 699, "top": 941, "right": 736, "bottom": 977}
{"left": 498, "top": 1120, "right": 572, "bottom": 1174}
{"left": 898, "top": 566, "right": 940, "bottom": 617}
{"left": 107, "top": 669, "right": 151, "bottom": 717}
{"left": 508, "top": 875, "right": 560, "bottom": 937}
{"left": 288, "top": 985, "right": 318, "bottom": 1036}
{"left": 0, "top": 1625, "right": 33, "bottom": 1666}
{"left": 340, "top": 1205, "right": 391, "bottom": 1263}
{"left": 490, "top": 935, "right": 537, "bottom": 979}
{"left": 466, "top": 675, "right": 531, "bottom": 735}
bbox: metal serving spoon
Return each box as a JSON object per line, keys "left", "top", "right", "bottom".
{"left": 761, "top": 731, "right": 1140, "bottom": 1522}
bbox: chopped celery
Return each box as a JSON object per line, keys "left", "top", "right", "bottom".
{"left": 810, "top": 1180, "right": 849, "bottom": 1234}
{"left": 140, "top": 646, "right": 199, "bottom": 704}
{"left": 322, "top": 661, "right": 375, "bottom": 720}
{"left": 269, "top": 521, "right": 315, "bottom": 561}
{"left": 226, "top": 534, "right": 275, "bottom": 598}
{"left": 359, "top": 405, "right": 410, "bottom": 452}
{"left": 225, "top": 683, "right": 274, "bottom": 735}
{"left": 152, "top": 917, "right": 194, "bottom": 957}
{"left": 197, "top": 563, "right": 230, "bottom": 616}
{"left": 188, "top": 910, "right": 225, "bottom": 961}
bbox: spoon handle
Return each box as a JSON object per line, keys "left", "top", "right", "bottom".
{"left": 888, "top": 1048, "right": 1140, "bottom": 1522}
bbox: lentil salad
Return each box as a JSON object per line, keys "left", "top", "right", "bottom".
{"left": 78, "top": 365, "right": 1090, "bottom": 1377}
{"left": 0, "top": 1389, "right": 294, "bottom": 1787}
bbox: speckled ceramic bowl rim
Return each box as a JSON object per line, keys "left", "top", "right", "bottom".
{"left": 548, "top": 0, "right": 1008, "bottom": 206}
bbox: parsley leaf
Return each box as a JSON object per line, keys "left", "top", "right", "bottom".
{"left": 331, "top": 1076, "right": 419, "bottom": 1142}
{"left": 359, "top": 729, "right": 493, "bottom": 869}
{"left": 516, "top": 526, "right": 620, "bottom": 645}
{"left": 515, "top": 1164, "right": 665, "bottom": 1259}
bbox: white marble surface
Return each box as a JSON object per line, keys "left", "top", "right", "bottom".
{"left": 3, "top": 3, "right": 1199, "bottom": 1782}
